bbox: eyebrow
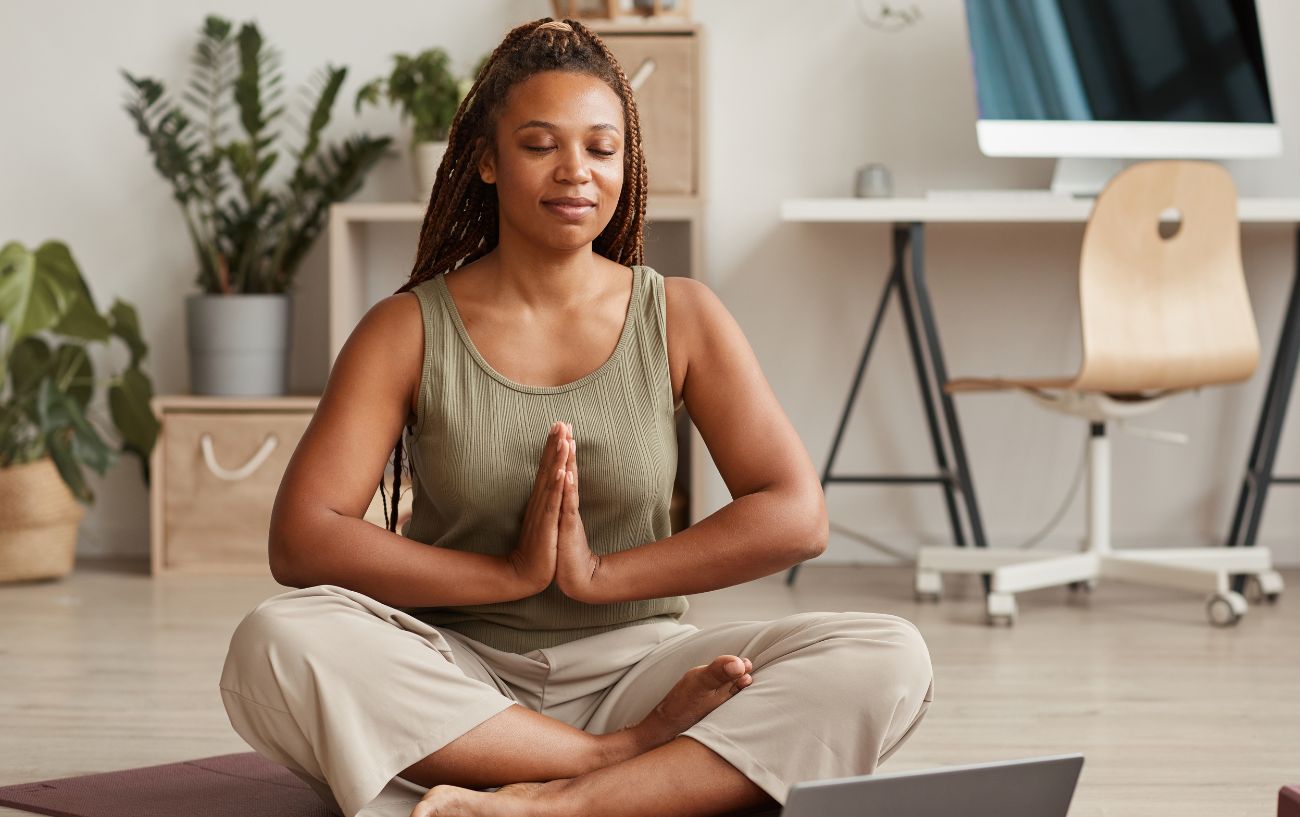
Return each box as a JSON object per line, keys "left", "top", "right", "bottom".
{"left": 513, "top": 119, "right": 621, "bottom": 135}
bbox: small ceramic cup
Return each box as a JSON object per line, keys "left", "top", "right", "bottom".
{"left": 855, "top": 163, "right": 893, "bottom": 198}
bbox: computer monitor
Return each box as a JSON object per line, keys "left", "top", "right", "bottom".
{"left": 963, "top": 0, "right": 1282, "bottom": 195}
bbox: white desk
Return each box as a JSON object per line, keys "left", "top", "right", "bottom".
{"left": 782, "top": 195, "right": 1300, "bottom": 223}
{"left": 779, "top": 195, "right": 1300, "bottom": 592}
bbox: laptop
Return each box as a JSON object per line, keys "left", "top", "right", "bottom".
{"left": 775, "top": 753, "right": 1084, "bottom": 817}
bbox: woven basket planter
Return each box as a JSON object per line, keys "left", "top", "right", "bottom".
{"left": 0, "top": 457, "right": 84, "bottom": 583}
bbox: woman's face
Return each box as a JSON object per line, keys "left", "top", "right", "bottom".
{"left": 478, "top": 70, "right": 626, "bottom": 252}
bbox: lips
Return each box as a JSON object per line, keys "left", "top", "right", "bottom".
{"left": 543, "top": 199, "right": 596, "bottom": 221}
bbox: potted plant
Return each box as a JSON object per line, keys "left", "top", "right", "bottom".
{"left": 355, "top": 49, "right": 486, "bottom": 201}
{"left": 0, "top": 240, "right": 160, "bottom": 583}
{"left": 121, "top": 15, "right": 393, "bottom": 396}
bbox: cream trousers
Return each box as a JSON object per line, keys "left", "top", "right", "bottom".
{"left": 218, "top": 584, "right": 935, "bottom": 817}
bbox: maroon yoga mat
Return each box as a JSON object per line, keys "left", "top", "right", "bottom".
{"left": 0, "top": 752, "right": 335, "bottom": 817}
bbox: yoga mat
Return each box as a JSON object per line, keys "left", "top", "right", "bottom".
{"left": 0, "top": 752, "right": 786, "bottom": 817}
{"left": 0, "top": 752, "right": 334, "bottom": 817}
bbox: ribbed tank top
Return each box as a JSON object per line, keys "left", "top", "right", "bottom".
{"left": 398, "top": 263, "right": 690, "bottom": 654}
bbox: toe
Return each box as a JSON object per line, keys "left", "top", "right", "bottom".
{"left": 708, "top": 655, "right": 747, "bottom": 683}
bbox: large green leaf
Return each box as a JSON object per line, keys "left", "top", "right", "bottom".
{"left": 8, "top": 335, "right": 53, "bottom": 399}
{"left": 108, "top": 365, "right": 159, "bottom": 485}
{"left": 108, "top": 299, "right": 148, "bottom": 368}
{"left": 35, "top": 379, "right": 115, "bottom": 503}
{"left": 46, "top": 429, "right": 92, "bottom": 504}
{"left": 42, "top": 242, "right": 110, "bottom": 342}
{"left": 52, "top": 343, "right": 94, "bottom": 408}
{"left": 0, "top": 240, "right": 80, "bottom": 352}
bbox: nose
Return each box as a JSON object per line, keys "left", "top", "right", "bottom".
{"left": 555, "top": 143, "right": 592, "bottom": 185}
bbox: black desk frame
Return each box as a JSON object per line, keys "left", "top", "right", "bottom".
{"left": 786, "top": 222, "right": 988, "bottom": 588}
{"left": 1225, "top": 225, "right": 1300, "bottom": 593}
{"left": 786, "top": 220, "right": 1295, "bottom": 592}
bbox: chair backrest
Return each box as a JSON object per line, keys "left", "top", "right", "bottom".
{"left": 1072, "top": 160, "right": 1260, "bottom": 393}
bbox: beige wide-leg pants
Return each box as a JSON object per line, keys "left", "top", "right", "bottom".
{"left": 218, "top": 584, "right": 934, "bottom": 817}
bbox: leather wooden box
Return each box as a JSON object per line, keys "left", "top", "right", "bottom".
{"left": 599, "top": 27, "right": 699, "bottom": 195}
{"left": 148, "top": 395, "right": 408, "bottom": 576}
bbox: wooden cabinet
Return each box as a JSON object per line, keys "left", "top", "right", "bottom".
{"left": 600, "top": 28, "right": 699, "bottom": 195}
{"left": 148, "top": 395, "right": 410, "bottom": 575}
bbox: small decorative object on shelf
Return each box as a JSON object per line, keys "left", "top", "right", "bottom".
{"left": 355, "top": 49, "right": 489, "bottom": 202}
{"left": 550, "top": 0, "right": 693, "bottom": 21}
{"left": 0, "top": 239, "right": 160, "bottom": 583}
{"left": 629, "top": 0, "right": 692, "bottom": 18}
{"left": 854, "top": 163, "right": 894, "bottom": 198}
{"left": 121, "top": 15, "right": 392, "bottom": 397}
{"left": 855, "top": 1, "right": 922, "bottom": 33}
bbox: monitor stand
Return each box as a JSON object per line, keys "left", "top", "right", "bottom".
{"left": 1050, "top": 157, "right": 1129, "bottom": 197}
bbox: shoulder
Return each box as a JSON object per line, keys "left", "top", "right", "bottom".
{"left": 661, "top": 274, "right": 720, "bottom": 318}
{"left": 332, "top": 289, "right": 426, "bottom": 411}
{"left": 350, "top": 289, "right": 424, "bottom": 352}
{"left": 662, "top": 274, "right": 732, "bottom": 347}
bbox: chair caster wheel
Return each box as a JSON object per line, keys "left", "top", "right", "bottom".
{"left": 1243, "top": 571, "right": 1284, "bottom": 605}
{"left": 1068, "top": 579, "right": 1096, "bottom": 593}
{"left": 1206, "top": 592, "right": 1247, "bottom": 627}
{"left": 986, "top": 593, "right": 1017, "bottom": 626}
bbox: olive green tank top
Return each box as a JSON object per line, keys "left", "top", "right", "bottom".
{"left": 398, "top": 263, "right": 690, "bottom": 653}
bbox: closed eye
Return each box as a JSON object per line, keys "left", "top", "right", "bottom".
{"left": 526, "top": 146, "right": 617, "bottom": 156}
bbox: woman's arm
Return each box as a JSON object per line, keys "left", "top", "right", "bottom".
{"left": 268, "top": 293, "right": 540, "bottom": 607}
{"left": 582, "top": 276, "right": 829, "bottom": 603}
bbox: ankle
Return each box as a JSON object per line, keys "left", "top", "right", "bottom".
{"left": 533, "top": 777, "right": 586, "bottom": 817}
{"left": 593, "top": 722, "right": 661, "bottom": 769}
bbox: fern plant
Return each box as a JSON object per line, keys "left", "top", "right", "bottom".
{"left": 121, "top": 15, "right": 393, "bottom": 295}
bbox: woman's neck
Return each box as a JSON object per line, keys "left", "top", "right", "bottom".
{"left": 479, "top": 242, "right": 610, "bottom": 312}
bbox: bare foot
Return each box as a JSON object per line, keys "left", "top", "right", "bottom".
{"left": 412, "top": 779, "right": 570, "bottom": 817}
{"left": 628, "top": 654, "right": 754, "bottom": 747}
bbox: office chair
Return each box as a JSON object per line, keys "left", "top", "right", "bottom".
{"left": 914, "top": 160, "right": 1285, "bottom": 627}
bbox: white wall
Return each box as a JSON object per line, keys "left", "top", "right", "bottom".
{"left": 3, "top": 0, "right": 1298, "bottom": 566}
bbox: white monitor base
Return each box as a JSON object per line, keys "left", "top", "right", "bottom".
{"left": 1050, "top": 157, "right": 1130, "bottom": 197}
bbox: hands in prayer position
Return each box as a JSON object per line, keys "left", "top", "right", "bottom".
{"left": 509, "top": 420, "right": 600, "bottom": 602}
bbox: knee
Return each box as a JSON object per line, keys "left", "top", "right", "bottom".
{"left": 220, "top": 593, "right": 325, "bottom": 702}
{"left": 788, "top": 611, "right": 934, "bottom": 704}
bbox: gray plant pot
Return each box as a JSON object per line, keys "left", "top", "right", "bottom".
{"left": 185, "top": 293, "right": 292, "bottom": 396}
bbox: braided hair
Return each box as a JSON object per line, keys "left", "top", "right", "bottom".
{"left": 377, "top": 16, "right": 649, "bottom": 534}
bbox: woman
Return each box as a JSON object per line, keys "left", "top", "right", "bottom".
{"left": 219, "top": 16, "right": 934, "bottom": 817}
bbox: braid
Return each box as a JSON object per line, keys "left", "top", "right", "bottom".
{"left": 380, "top": 16, "right": 649, "bottom": 534}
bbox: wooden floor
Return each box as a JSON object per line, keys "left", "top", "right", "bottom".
{"left": 1, "top": 558, "right": 1296, "bottom": 817}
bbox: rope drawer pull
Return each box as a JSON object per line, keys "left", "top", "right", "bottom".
{"left": 200, "top": 432, "right": 279, "bottom": 481}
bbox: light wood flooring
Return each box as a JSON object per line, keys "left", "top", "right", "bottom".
{"left": 1, "top": 559, "right": 1296, "bottom": 817}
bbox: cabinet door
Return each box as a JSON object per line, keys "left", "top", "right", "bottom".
{"left": 603, "top": 33, "right": 696, "bottom": 195}
{"left": 160, "top": 411, "right": 310, "bottom": 573}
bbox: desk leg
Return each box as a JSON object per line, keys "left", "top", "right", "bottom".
{"left": 893, "top": 226, "right": 970, "bottom": 549}
{"left": 1226, "top": 225, "right": 1300, "bottom": 591}
{"left": 814, "top": 244, "right": 899, "bottom": 494}
{"left": 905, "top": 222, "right": 991, "bottom": 555}
{"left": 785, "top": 224, "right": 986, "bottom": 588}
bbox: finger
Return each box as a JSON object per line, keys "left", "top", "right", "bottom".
{"left": 565, "top": 431, "right": 578, "bottom": 492}
{"left": 560, "top": 463, "right": 578, "bottom": 524}
{"left": 561, "top": 439, "right": 581, "bottom": 519}
{"left": 546, "top": 458, "right": 566, "bottom": 519}
{"left": 532, "top": 422, "right": 564, "bottom": 493}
